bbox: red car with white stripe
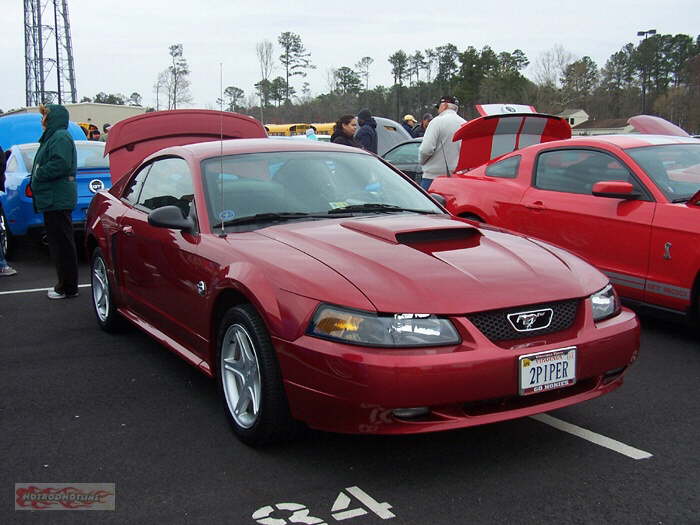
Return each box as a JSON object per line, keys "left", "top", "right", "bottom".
{"left": 430, "top": 112, "right": 700, "bottom": 322}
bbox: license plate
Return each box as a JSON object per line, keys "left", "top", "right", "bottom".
{"left": 519, "top": 347, "right": 576, "bottom": 396}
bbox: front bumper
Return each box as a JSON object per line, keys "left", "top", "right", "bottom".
{"left": 275, "top": 305, "right": 640, "bottom": 435}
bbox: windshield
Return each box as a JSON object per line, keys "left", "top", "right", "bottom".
{"left": 626, "top": 143, "right": 700, "bottom": 201}
{"left": 200, "top": 151, "right": 443, "bottom": 229}
{"left": 20, "top": 141, "right": 108, "bottom": 172}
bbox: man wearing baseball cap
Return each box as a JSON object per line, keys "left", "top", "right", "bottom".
{"left": 401, "top": 114, "right": 417, "bottom": 137}
{"left": 418, "top": 95, "right": 466, "bottom": 189}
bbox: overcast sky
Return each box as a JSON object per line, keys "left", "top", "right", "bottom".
{"left": 2, "top": 0, "right": 699, "bottom": 112}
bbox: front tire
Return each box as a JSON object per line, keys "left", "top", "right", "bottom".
{"left": 217, "top": 304, "right": 299, "bottom": 446}
{"left": 90, "top": 247, "right": 123, "bottom": 332}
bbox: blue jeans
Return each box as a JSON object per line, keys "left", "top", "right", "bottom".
{"left": 420, "top": 177, "right": 433, "bottom": 190}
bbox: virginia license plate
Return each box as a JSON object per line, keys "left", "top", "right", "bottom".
{"left": 519, "top": 347, "right": 576, "bottom": 396}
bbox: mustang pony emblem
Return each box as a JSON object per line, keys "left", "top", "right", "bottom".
{"left": 507, "top": 309, "right": 553, "bottom": 331}
{"left": 663, "top": 242, "right": 672, "bottom": 260}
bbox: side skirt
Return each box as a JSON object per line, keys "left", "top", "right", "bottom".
{"left": 118, "top": 307, "right": 214, "bottom": 377}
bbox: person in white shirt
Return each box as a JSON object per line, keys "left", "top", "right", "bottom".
{"left": 418, "top": 95, "right": 466, "bottom": 190}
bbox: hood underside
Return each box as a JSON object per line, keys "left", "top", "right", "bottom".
{"left": 454, "top": 113, "right": 571, "bottom": 173}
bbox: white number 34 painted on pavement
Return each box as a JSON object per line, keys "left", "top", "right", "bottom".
{"left": 252, "top": 486, "right": 395, "bottom": 524}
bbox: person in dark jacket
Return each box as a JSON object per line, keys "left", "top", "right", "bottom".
{"left": 330, "top": 115, "right": 361, "bottom": 147}
{"left": 31, "top": 104, "right": 79, "bottom": 299}
{"left": 0, "top": 146, "right": 17, "bottom": 276}
{"left": 355, "top": 108, "right": 378, "bottom": 154}
{"left": 412, "top": 113, "right": 433, "bottom": 138}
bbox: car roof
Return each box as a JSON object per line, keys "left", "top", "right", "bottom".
{"left": 149, "top": 137, "right": 373, "bottom": 161}
{"left": 567, "top": 134, "right": 700, "bottom": 149}
{"left": 383, "top": 138, "right": 422, "bottom": 155}
{"left": 15, "top": 140, "right": 104, "bottom": 150}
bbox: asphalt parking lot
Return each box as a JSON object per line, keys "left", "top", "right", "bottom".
{"left": 1, "top": 240, "right": 699, "bottom": 524}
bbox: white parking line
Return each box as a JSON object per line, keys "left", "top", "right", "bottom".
{"left": 531, "top": 413, "right": 653, "bottom": 460}
{"left": 0, "top": 283, "right": 91, "bottom": 296}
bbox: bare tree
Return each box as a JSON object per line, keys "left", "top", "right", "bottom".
{"left": 533, "top": 44, "right": 576, "bottom": 88}
{"left": 326, "top": 68, "right": 338, "bottom": 93}
{"left": 153, "top": 69, "right": 170, "bottom": 111}
{"left": 256, "top": 40, "right": 274, "bottom": 83}
{"left": 355, "top": 56, "right": 374, "bottom": 90}
{"left": 256, "top": 40, "right": 274, "bottom": 120}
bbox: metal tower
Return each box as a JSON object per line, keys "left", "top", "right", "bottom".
{"left": 24, "top": 0, "right": 77, "bottom": 107}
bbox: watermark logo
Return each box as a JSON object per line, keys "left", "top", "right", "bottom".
{"left": 15, "top": 483, "right": 115, "bottom": 511}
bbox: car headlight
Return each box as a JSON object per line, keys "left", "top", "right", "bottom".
{"left": 308, "top": 304, "right": 461, "bottom": 347}
{"left": 590, "top": 284, "right": 620, "bottom": 322}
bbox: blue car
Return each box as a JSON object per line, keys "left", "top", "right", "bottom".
{"left": 0, "top": 140, "right": 111, "bottom": 257}
{"left": 0, "top": 113, "right": 86, "bottom": 150}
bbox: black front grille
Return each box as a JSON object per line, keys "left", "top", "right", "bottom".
{"left": 467, "top": 299, "right": 580, "bottom": 341}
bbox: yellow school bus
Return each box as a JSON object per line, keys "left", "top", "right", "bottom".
{"left": 265, "top": 123, "right": 311, "bottom": 136}
{"left": 310, "top": 122, "right": 335, "bottom": 135}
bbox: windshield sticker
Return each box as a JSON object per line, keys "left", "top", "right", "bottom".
{"left": 328, "top": 202, "right": 350, "bottom": 209}
{"left": 219, "top": 210, "right": 236, "bottom": 221}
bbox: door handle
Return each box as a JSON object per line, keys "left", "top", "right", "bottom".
{"left": 121, "top": 225, "right": 134, "bottom": 235}
{"left": 525, "top": 201, "right": 545, "bottom": 210}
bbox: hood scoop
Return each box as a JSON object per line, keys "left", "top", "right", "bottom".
{"left": 395, "top": 228, "right": 480, "bottom": 245}
{"left": 341, "top": 219, "right": 480, "bottom": 246}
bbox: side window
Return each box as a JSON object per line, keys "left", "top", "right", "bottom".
{"left": 20, "top": 147, "right": 39, "bottom": 171}
{"left": 535, "top": 149, "right": 637, "bottom": 195}
{"left": 384, "top": 142, "right": 420, "bottom": 164}
{"left": 122, "top": 164, "right": 151, "bottom": 204}
{"left": 6, "top": 155, "right": 18, "bottom": 172}
{"left": 137, "top": 157, "right": 195, "bottom": 218}
{"left": 486, "top": 155, "right": 520, "bottom": 178}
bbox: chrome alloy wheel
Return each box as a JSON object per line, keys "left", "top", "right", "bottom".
{"left": 91, "top": 256, "right": 110, "bottom": 323}
{"left": 221, "top": 324, "right": 262, "bottom": 429}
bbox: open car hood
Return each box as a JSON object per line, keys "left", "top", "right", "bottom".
{"left": 105, "top": 110, "right": 267, "bottom": 183}
{"left": 453, "top": 113, "right": 571, "bottom": 173}
{"left": 628, "top": 115, "right": 691, "bottom": 137}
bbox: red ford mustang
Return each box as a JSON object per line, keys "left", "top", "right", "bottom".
{"left": 86, "top": 110, "right": 639, "bottom": 445}
{"left": 429, "top": 113, "right": 700, "bottom": 323}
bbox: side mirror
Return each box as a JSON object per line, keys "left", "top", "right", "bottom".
{"left": 148, "top": 205, "right": 195, "bottom": 233}
{"left": 429, "top": 193, "right": 446, "bottom": 207}
{"left": 591, "top": 181, "right": 639, "bottom": 200}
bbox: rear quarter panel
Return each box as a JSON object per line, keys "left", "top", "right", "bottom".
{"left": 646, "top": 204, "right": 700, "bottom": 312}
{"left": 86, "top": 191, "right": 126, "bottom": 302}
{"left": 431, "top": 159, "right": 529, "bottom": 225}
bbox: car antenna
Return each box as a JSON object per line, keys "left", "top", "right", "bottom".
{"left": 218, "top": 62, "right": 226, "bottom": 238}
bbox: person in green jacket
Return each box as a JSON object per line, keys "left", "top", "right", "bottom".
{"left": 31, "top": 104, "right": 79, "bottom": 299}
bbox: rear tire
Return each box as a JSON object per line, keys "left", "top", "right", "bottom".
{"left": 0, "top": 209, "right": 13, "bottom": 260}
{"left": 90, "top": 247, "right": 123, "bottom": 332}
{"left": 217, "top": 304, "right": 300, "bottom": 446}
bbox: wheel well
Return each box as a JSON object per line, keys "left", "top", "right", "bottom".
{"left": 210, "top": 288, "right": 251, "bottom": 358}
{"left": 85, "top": 234, "right": 98, "bottom": 258}
{"left": 691, "top": 270, "right": 700, "bottom": 320}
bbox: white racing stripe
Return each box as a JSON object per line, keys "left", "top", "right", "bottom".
{"left": 531, "top": 413, "right": 653, "bottom": 460}
{"left": 0, "top": 283, "right": 91, "bottom": 296}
